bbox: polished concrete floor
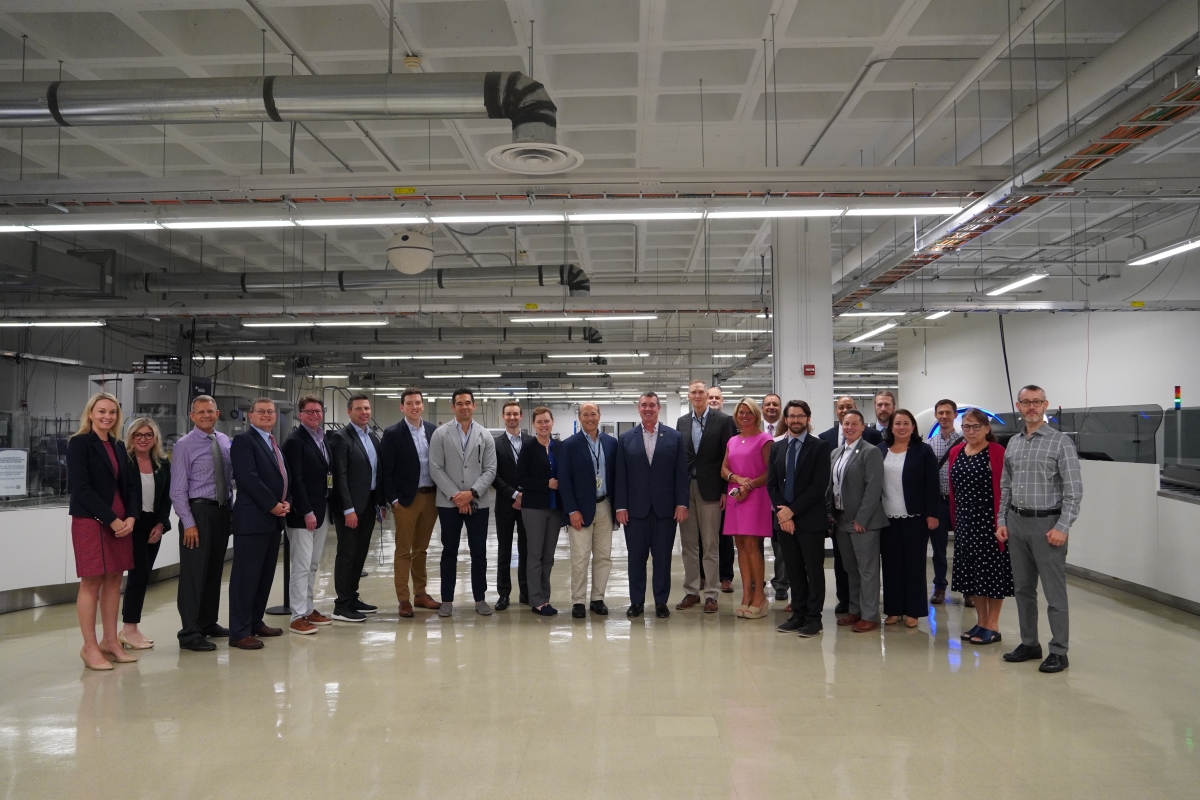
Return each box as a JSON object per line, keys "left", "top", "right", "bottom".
{"left": 2, "top": 523, "right": 1199, "bottom": 799}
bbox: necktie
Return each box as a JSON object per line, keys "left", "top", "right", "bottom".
{"left": 784, "top": 437, "right": 800, "bottom": 504}
{"left": 209, "top": 433, "right": 228, "bottom": 506}
{"left": 269, "top": 433, "right": 288, "bottom": 501}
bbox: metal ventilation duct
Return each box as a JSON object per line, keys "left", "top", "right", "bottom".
{"left": 0, "top": 72, "right": 582, "bottom": 173}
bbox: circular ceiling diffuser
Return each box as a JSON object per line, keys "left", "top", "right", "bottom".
{"left": 485, "top": 141, "right": 585, "bottom": 174}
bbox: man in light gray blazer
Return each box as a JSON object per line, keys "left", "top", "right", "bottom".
{"left": 830, "top": 409, "right": 887, "bottom": 632}
{"left": 428, "top": 388, "right": 498, "bottom": 618}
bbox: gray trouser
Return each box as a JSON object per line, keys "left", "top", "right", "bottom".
{"left": 286, "top": 513, "right": 329, "bottom": 621}
{"left": 679, "top": 479, "right": 723, "bottom": 600}
{"left": 523, "top": 508, "right": 562, "bottom": 607}
{"left": 835, "top": 521, "right": 881, "bottom": 623}
{"left": 770, "top": 535, "right": 788, "bottom": 593}
{"left": 1008, "top": 513, "right": 1069, "bottom": 654}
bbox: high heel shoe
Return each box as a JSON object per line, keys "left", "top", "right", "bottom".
{"left": 745, "top": 603, "right": 769, "bottom": 619}
{"left": 735, "top": 605, "right": 748, "bottom": 618}
{"left": 904, "top": 617, "right": 919, "bottom": 628}
{"left": 118, "top": 632, "right": 154, "bottom": 650}
{"left": 99, "top": 645, "right": 138, "bottom": 664}
{"left": 80, "top": 648, "right": 113, "bottom": 671}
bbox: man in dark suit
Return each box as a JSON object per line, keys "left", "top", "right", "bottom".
{"left": 228, "top": 398, "right": 290, "bottom": 650}
{"left": 558, "top": 402, "right": 619, "bottom": 619}
{"left": 675, "top": 380, "right": 735, "bottom": 613}
{"left": 380, "top": 388, "right": 440, "bottom": 618}
{"left": 491, "top": 400, "right": 535, "bottom": 610}
{"left": 282, "top": 394, "right": 333, "bottom": 635}
{"left": 818, "top": 395, "right": 879, "bottom": 614}
{"left": 767, "top": 400, "right": 833, "bottom": 639}
{"left": 615, "top": 391, "right": 689, "bottom": 619}
{"left": 329, "top": 393, "right": 386, "bottom": 623}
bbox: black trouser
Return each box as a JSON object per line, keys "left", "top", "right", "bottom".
{"left": 777, "top": 527, "right": 825, "bottom": 626}
{"left": 832, "top": 529, "right": 850, "bottom": 605}
{"left": 881, "top": 516, "right": 931, "bottom": 619}
{"left": 494, "top": 503, "right": 529, "bottom": 601}
{"left": 719, "top": 526, "right": 735, "bottom": 583}
{"left": 333, "top": 511, "right": 377, "bottom": 611}
{"left": 123, "top": 511, "right": 162, "bottom": 624}
{"left": 177, "top": 501, "right": 231, "bottom": 643}
{"left": 227, "top": 528, "right": 282, "bottom": 641}
{"left": 930, "top": 496, "right": 951, "bottom": 588}
{"left": 769, "top": 534, "right": 788, "bottom": 594}
{"left": 439, "top": 506, "right": 490, "bottom": 602}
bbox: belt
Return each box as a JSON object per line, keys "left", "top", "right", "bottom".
{"left": 189, "top": 497, "right": 226, "bottom": 508}
{"left": 1009, "top": 504, "right": 1061, "bottom": 518}
{"left": 595, "top": 494, "right": 608, "bottom": 503}
{"left": 416, "top": 486, "right": 435, "bottom": 494}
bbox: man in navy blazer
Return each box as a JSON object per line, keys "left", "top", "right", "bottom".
{"left": 228, "top": 398, "right": 291, "bottom": 650}
{"left": 615, "top": 392, "right": 689, "bottom": 619}
{"left": 558, "top": 402, "right": 619, "bottom": 619}
{"left": 282, "top": 394, "right": 332, "bottom": 635}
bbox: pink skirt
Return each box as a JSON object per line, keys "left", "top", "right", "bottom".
{"left": 71, "top": 517, "right": 134, "bottom": 577}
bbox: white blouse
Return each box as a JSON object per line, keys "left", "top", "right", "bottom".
{"left": 882, "top": 449, "right": 912, "bottom": 518}
{"left": 140, "top": 471, "right": 155, "bottom": 513}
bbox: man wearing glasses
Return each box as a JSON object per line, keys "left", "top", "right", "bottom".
{"left": 997, "top": 385, "right": 1082, "bottom": 674}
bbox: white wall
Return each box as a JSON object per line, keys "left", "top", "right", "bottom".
{"left": 897, "top": 310, "right": 1200, "bottom": 415}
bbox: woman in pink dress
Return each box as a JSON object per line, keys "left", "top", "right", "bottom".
{"left": 720, "top": 397, "right": 775, "bottom": 619}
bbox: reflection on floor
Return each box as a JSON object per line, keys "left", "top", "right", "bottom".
{"left": 2, "top": 521, "right": 1199, "bottom": 799}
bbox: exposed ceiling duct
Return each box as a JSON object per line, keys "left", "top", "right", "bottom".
{"left": 0, "top": 71, "right": 582, "bottom": 174}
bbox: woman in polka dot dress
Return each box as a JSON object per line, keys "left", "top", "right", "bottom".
{"left": 947, "top": 408, "right": 1012, "bottom": 645}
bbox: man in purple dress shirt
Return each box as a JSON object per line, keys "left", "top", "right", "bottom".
{"left": 169, "top": 395, "right": 234, "bottom": 652}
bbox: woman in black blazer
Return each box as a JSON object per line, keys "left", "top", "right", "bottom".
{"left": 877, "top": 409, "right": 940, "bottom": 628}
{"left": 120, "top": 417, "right": 173, "bottom": 650}
{"left": 67, "top": 392, "right": 138, "bottom": 670}
{"left": 517, "top": 407, "right": 562, "bottom": 616}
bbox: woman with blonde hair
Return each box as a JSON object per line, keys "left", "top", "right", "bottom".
{"left": 67, "top": 392, "right": 138, "bottom": 670}
{"left": 720, "top": 397, "right": 775, "bottom": 618}
{"left": 120, "top": 417, "right": 173, "bottom": 650}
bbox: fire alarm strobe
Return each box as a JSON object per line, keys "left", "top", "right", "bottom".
{"left": 803, "top": 364, "right": 816, "bottom": 376}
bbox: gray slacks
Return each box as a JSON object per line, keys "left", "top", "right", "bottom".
{"left": 835, "top": 519, "right": 881, "bottom": 623}
{"left": 286, "top": 512, "right": 329, "bottom": 620}
{"left": 1008, "top": 513, "right": 1069, "bottom": 654}
{"left": 679, "top": 479, "right": 723, "bottom": 600}
{"left": 523, "top": 508, "right": 562, "bottom": 607}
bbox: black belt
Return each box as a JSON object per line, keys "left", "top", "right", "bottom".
{"left": 595, "top": 494, "right": 608, "bottom": 503}
{"left": 189, "top": 497, "right": 226, "bottom": 508}
{"left": 416, "top": 486, "right": 435, "bottom": 494}
{"left": 1009, "top": 504, "right": 1061, "bottom": 518}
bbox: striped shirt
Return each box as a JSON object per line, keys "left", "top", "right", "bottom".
{"left": 928, "top": 429, "right": 962, "bottom": 497}
{"left": 169, "top": 427, "right": 233, "bottom": 529}
{"left": 998, "top": 424, "right": 1083, "bottom": 532}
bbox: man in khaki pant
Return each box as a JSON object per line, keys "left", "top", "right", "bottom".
{"left": 379, "top": 388, "right": 440, "bottom": 617}
{"left": 557, "top": 403, "right": 619, "bottom": 619}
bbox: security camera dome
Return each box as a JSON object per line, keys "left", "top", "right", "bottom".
{"left": 387, "top": 230, "right": 434, "bottom": 275}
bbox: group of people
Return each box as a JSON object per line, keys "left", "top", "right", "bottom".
{"left": 65, "top": 379, "right": 1081, "bottom": 674}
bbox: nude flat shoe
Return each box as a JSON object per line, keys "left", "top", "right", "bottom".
{"left": 80, "top": 648, "right": 114, "bottom": 671}
{"left": 884, "top": 615, "right": 901, "bottom": 625}
{"left": 118, "top": 632, "right": 154, "bottom": 650}
{"left": 99, "top": 645, "right": 138, "bottom": 664}
{"left": 904, "top": 617, "right": 919, "bottom": 628}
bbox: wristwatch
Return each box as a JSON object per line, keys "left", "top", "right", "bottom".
{"left": 470, "top": 489, "right": 479, "bottom": 499}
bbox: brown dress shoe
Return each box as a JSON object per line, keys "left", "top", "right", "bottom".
{"left": 413, "top": 594, "right": 441, "bottom": 610}
{"left": 306, "top": 611, "right": 332, "bottom": 626}
{"left": 964, "top": 596, "right": 976, "bottom": 608}
{"left": 398, "top": 600, "right": 414, "bottom": 618}
{"left": 703, "top": 598, "right": 718, "bottom": 614}
{"left": 836, "top": 613, "right": 862, "bottom": 627}
{"left": 852, "top": 619, "right": 880, "bottom": 633}
{"left": 254, "top": 624, "right": 283, "bottom": 637}
{"left": 675, "top": 594, "right": 701, "bottom": 610}
{"left": 230, "top": 636, "right": 264, "bottom": 650}
{"left": 720, "top": 580, "right": 733, "bottom": 593}
{"left": 289, "top": 618, "right": 317, "bottom": 635}
{"left": 930, "top": 588, "right": 946, "bottom": 605}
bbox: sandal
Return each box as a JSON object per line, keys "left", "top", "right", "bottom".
{"left": 735, "top": 605, "right": 747, "bottom": 618}
{"left": 960, "top": 625, "right": 982, "bottom": 640}
{"left": 970, "top": 628, "right": 1002, "bottom": 645}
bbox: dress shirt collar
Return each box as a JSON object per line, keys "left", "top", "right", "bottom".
{"left": 302, "top": 422, "right": 323, "bottom": 438}
{"left": 406, "top": 418, "right": 425, "bottom": 434}
{"left": 352, "top": 422, "right": 370, "bottom": 436}
{"left": 641, "top": 420, "right": 660, "bottom": 435}
{"left": 251, "top": 425, "right": 273, "bottom": 444}
{"left": 938, "top": 427, "right": 955, "bottom": 440}
{"left": 785, "top": 430, "right": 807, "bottom": 444}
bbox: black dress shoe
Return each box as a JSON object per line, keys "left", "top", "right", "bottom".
{"left": 1002, "top": 643, "right": 1044, "bottom": 663}
{"left": 495, "top": 596, "right": 510, "bottom": 611}
{"left": 834, "top": 602, "right": 849, "bottom": 615}
{"left": 1038, "top": 653, "right": 1069, "bottom": 673}
{"left": 798, "top": 622, "right": 823, "bottom": 638}
{"left": 626, "top": 604, "right": 644, "bottom": 618}
{"left": 589, "top": 600, "right": 609, "bottom": 616}
{"left": 180, "top": 637, "right": 217, "bottom": 652}
{"left": 775, "top": 589, "right": 789, "bottom": 601}
{"left": 360, "top": 570, "right": 368, "bottom": 578}
{"left": 571, "top": 604, "right": 586, "bottom": 618}
{"left": 201, "top": 625, "right": 229, "bottom": 638}
{"left": 353, "top": 599, "right": 378, "bottom": 614}
{"left": 777, "top": 618, "right": 804, "bottom": 634}
{"left": 655, "top": 604, "right": 670, "bottom": 619}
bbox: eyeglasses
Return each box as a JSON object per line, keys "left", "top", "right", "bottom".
{"left": 1016, "top": 399, "right": 1046, "bottom": 408}
{"left": 252, "top": 409, "right": 277, "bottom": 416}
{"left": 299, "top": 409, "right": 323, "bottom": 415}
{"left": 131, "top": 432, "right": 156, "bottom": 440}
{"left": 961, "top": 423, "right": 985, "bottom": 432}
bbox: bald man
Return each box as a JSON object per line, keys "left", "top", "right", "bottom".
{"left": 558, "top": 403, "right": 619, "bottom": 618}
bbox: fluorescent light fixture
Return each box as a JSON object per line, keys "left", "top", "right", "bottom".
{"left": 566, "top": 371, "right": 645, "bottom": 376}
{"left": 424, "top": 373, "right": 502, "bottom": 379}
{"left": 714, "top": 328, "right": 771, "bottom": 334}
{"left": 244, "top": 318, "right": 388, "bottom": 328}
{"left": 362, "top": 354, "right": 463, "bottom": 360}
{"left": 755, "top": 313, "right": 773, "bottom": 318}
{"left": 164, "top": 220, "right": 293, "bottom": 230}
{"left": 547, "top": 352, "right": 649, "bottom": 358}
{"left": 509, "top": 315, "right": 584, "bottom": 323}
{"left": 217, "top": 355, "right": 265, "bottom": 361}
{"left": 313, "top": 320, "right": 388, "bottom": 327}
{"left": 0, "top": 320, "right": 106, "bottom": 327}
{"left": 271, "top": 373, "right": 286, "bottom": 378}
{"left": 835, "top": 371, "right": 899, "bottom": 376}
{"left": 313, "top": 374, "right": 350, "bottom": 379}
{"left": 848, "top": 322, "right": 897, "bottom": 343}
{"left": 707, "top": 209, "right": 840, "bottom": 219}
{"left": 297, "top": 216, "right": 428, "bottom": 227}
{"left": 583, "top": 314, "right": 657, "bottom": 322}
{"left": 242, "top": 320, "right": 313, "bottom": 328}
{"left": 567, "top": 211, "right": 702, "bottom": 222}
{"left": 0, "top": 225, "right": 31, "bottom": 233}
{"left": 926, "top": 310, "right": 952, "bottom": 320}
{"left": 719, "top": 384, "right": 743, "bottom": 389}
{"left": 839, "top": 311, "right": 904, "bottom": 317}
{"left": 31, "top": 222, "right": 160, "bottom": 232}
{"left": 431, "top": 214, "right": 564, "bottom": 224}
{"left": 1127, "top": 234, "right": 1200, "bottom": 266}
{"left": 845, "top": 206, "right": 963, "bottom": 216}
{"left": 986, "top": 273, "right": 1047, "bottom": 296}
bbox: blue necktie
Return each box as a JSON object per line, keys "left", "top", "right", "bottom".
{"left": 784, "top": 438, "right": 800, "bottom": 504}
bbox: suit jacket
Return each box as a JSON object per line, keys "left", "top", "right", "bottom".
{"left": 428, "top": 420, "right": 498, "bottom": 509}
{"left": 67, "top": 431, "right": 135, "bottom": 525}
{"left": 283, "top": 425, "right": 330, "bottom": 528}
{"left": 125, "top": 455, "right": 173, "bottom": 532}
{"left": 675, "top": 408, "right": 736, "bottom": 502}
{"left": 558, "top": 430, "right": 618, "bottom": 527}
{"left": 878, "top": 439, "right": 940, "bottom": 519}
{"left": 819, "top": 423, "right": 882, "bottom": 448}
{"left": 614, "top": 423, "right": 689, "bottom": 519}
{"left": 766, "top": 434, "right": 833, "bottom": 534}
{"left": 830, "top": 437, "right": 887, "bottom": 532}
{"left": 230, "top": 428, "right": 289, "bottom": 536}
{"left": 380, "top": 419, "right": 436, "bottom": 508}
{"left": 330, "top": 423, "right": 383, "bottom": 517}
{"left": 491, "top": 430, "right": 536, "bottom": 510}
{"left": 517, "top": 437, "right": 561, "bottom": 510}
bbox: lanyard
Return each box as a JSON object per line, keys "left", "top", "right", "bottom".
{"left": 588, "top": 435, "right": 603, "bottom": 488}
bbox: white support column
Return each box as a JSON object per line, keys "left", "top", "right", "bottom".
{"left": 772, "top": 217, "right": 834, "bottom": 432}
